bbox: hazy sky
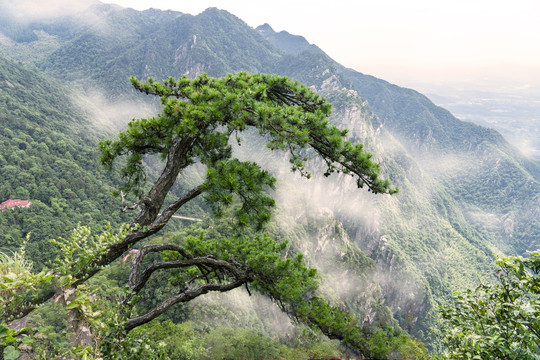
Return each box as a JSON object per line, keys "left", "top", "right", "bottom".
{"left": 96, "top": 0, "right": 540, "bottom": 84}
{"left": 6, "top": 0, "right": 539, "bottom": 84}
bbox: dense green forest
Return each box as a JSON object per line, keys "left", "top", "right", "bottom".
{"left": 0, "top": 2, "right": 539, "bottom": 359}
{"left": 0, "top": 55, "right": 132, "bottom": 269}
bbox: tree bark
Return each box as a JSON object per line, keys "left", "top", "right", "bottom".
{"left": 60, "top": 288, "right": 93, "bottom": 348}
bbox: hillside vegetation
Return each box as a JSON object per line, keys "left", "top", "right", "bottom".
{"left": 0, "top": 2, "right": 538, "bottom": 358}
{"left": 0, "top": 55, "right": 130, "bottom": 268}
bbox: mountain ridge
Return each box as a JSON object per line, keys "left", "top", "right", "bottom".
{"left": 0, "top": 2, "right": 538, "bottom": 348}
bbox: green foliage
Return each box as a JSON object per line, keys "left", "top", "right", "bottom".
{"left": 96, "top": 73, "right": 395, "bottom": 356}
{"left": 0, "top": 237, "right": 33, "bottom": 277}
{"left": 0, "top": 55, "right": 130, "bottom": 269}
{"left": 438, "top": 249, "right": 540, "bottom": 359}
{"left": 0, "top": 324, "right": 31, "bottom": 357}
{"left": 0, "top": 16, "right": 429, "bottom": 355}
{"left": 25, "top": 303, "right": 73, "bottom": 357}
{"left": 203, "top": 159, "right": 276, "bottom": 228}
{"left": 101, "top": 72, "right": 395, "bottom": 200}
{"left": 368, "top": 327, "right": 430, "bottom": 360}
{"left": 0, "top": 244, "right": 59, "bottom": 358}
{"left": 89, "top": 297, "right": 166, "bottom": 360}
{"left": 49, "top": 223, "right": 131, "bottom": 285}
{"left": 0, "top": 235, "right": 54, "bottom": 322}
{"left": 130, "top": 320, "right": 202, "bottom": 360}
{"left": 37, "top": 284, "right": 165, "bottom": 360}
{"left": 2, "top": 7, "right": 539, "bottom": 356}
{"left": 201, "top": 327, "right": 281, "bottom": 360}
{"left": 1, "top": 225, "right": 162, "bottom": 359}
{"left": 180, "top": 232, "right": 319, "bottom": 304}
{"left": 160, "top": 231, "right": 426, "bottom": 359}
{"left": 1, "top": 66, "right": 402, "bottom": 358}
{"left": 131, "top": 319, "right": 347, "bottom": 360}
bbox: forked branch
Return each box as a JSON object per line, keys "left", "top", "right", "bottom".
{"left": 124, "top": 243, "right": 254, "bottom": 331}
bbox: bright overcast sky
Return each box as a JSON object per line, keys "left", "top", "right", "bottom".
{"left": 91, "top": 1, "right": 540, "bottom": 83}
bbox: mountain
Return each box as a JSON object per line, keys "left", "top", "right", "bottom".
{"left": 255, "top": 23, "right": 324, "bottom": 56}
{"left": 258, "top": 24, "right": 540, "bottom": 253}
{"left": 258, "top": 23, "right": 540, "bottom": 335}
{"left": 0, "top": 2, "right": 539, "bottom": 349}
{"left": 0, "top": 53, "right": 133, "bottom": 268}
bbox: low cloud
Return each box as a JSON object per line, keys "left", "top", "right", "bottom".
{"left": 189, "top": 288, "right": 295, "bottom": 337}
{"left": 71, "top": 88, "right": 158, "bottom": 131}
{"left": 1, "top": 0, "right": 99, "bottom": 22}
{"left": 512, "top": 137, "right": 540, "bottom": 159}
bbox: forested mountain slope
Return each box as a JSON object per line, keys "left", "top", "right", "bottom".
{"left": 342, "top": 69, "right": 540, "bottom": 252}
{"left": 260, "top": 22, "right": 540, "bottom": 335}
{"left": 0, "top": 55, "right": 129, "bottom": 268}
{"left": 260, "top": 24, "right": 540, "bottom": 255}
{"left": 0, "top": 2, "right": 538, "bottom": 349}
{"left": 2, "top": 5, "right": 282, "bottom": 97}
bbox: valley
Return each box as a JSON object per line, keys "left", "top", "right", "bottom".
{"left": 0, "top": 2, "right": 539, "bottom": 359}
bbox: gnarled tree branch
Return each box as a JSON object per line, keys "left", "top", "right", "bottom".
{"left": 124, "top": 241, "right": 256, "bottom": 331}
{"left": 129, "top": 251, "right": 249, "bottom": 294}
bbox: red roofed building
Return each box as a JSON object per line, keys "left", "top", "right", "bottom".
{"left": 1, "top": 199, "right": 31, "bottom": 210}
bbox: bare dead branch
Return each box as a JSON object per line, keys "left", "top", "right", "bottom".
{"left": 120, "top": 191, "right": 141, "bottom": 212}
